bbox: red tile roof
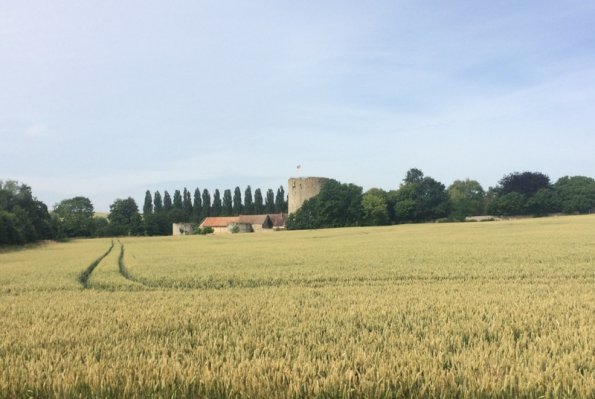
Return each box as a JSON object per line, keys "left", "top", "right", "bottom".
{"left": 199, "top": 217, "right": 239, "bottom": 228}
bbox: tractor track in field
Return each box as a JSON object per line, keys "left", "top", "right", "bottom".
{"left": 116, "top": 240, "right": 147, "bottom": 287}
{"left": 78, "top": 240, "right": 114, "bottom": 288}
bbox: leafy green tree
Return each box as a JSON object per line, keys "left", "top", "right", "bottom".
{"left": 287, "top": 180, "right": 363, "bottom": 229}
{"left": 173, "top": 190, "right": 183, "bottom": 210}
{"left": 497, "top": 171, "right": 551, "bottom": 197}
{"left": 222, "top": 189, "right": 233, "bottom": 216}
{"left": 554, "top": 176, "right": 595, "bottom": 214}
{"left": 254, "top": 188, "right": 264, "bottom": 214}
{"left": 108, "top": 197, "right": 142, "bottom": 236}
{"left": 405, "top": 168, "right": 424, "bottom": 184}
{"left": 183, "top": 188, "right": 193, "bottom": 219}
{"left": 362, "top": 188, "right": 389, "bottom": 226}
{"left": 0, "top": 180, "right": 53, "bottom": 244}
{"left": 53, "top": 196, "right": 95, "bottom": 237}
{"left": 143, "top": 190, "right": 153, "bottom": 216}
{"left": 487, "top": 192, "right": 527, "bottom": 216}
{"left": 394, "top": 169, "right": 450, "bottom": 223}
{"left": 144, "top": 213, "right": 170, "bottom": 236}
{"left": 526, "top": 189, "right": 561, "bottom": 216}
{"left": 192, "top": 188, "right": 202, "bottom": 222}
{"left": 163, "top": 191, "right": 172, "bottom": 212}
{"left": 275, "top": 186, "right": 287, "bottom": 213}
{"left": 233, "top": 187, "right": 242, "bottom": 215}
{"left": 244, "top": 186, "right": 253, "bottom": 215}
{"left": 153, "top": 191, "right": 163, "bottom": 214}
{"left": 265, "top": 189, "right": 275, "bottom": 213}
{"left": 92, "top": 217, "right": 111, "bottom": 237}
{"left": 212, "top": 189, "right": 222, "bottom": 216}
{"left": 448, "top": 179, "right": 485, "bottom": 220}
{"left": 202, "top": 189, "right": 211, "bottom": 219}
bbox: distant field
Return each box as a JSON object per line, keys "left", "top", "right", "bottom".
{"left": 0, "top": 216, "right": 593, "bottom": 398}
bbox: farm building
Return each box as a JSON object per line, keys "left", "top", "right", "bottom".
{"left": 190, "top": 214, "right": 288, "bottom": 234}
{"left": 238, "top": 215, "right": 273, "bottom": 231}
{"left": 199, "top": 217, "right": 242, "bottom": 234}
{"left": 173, "top": 223, "right": 194, "bottom": 236}
{"left": 268, "top": 213, "right": 288, "bottom": 229}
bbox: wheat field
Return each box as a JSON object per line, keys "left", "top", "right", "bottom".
{"left": 0, "top": 216, "right": 594, "bottom": 398}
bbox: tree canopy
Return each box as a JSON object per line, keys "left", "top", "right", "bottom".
{"left": 108, "top": 197, "right": 142, "bottom": 236}
{"left": 53, "top": 196, "right": 96, "bottom": 237}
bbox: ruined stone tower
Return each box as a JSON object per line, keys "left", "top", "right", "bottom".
{"left": 288, "top": 177, "right": 329, "bottom": 214}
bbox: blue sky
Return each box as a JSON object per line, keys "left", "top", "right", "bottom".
{"left": 1, "top": 1, "right": 594, "bottom": 211}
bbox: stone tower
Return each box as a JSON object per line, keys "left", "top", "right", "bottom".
{"left": 288, "top": 177, "right": 329, "bottom": 214}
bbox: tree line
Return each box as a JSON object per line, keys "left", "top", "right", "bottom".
{"left": 3, "top": 170, "right": 595, "bottom": 244}
{"left": 287, "top": 169, "right": 595, "bottom": 229}
{"left": 139, "top": 185, "right": 288, "bottom": 236}
{"left": 45, "top": 185, "right": 288, "bottom": 239}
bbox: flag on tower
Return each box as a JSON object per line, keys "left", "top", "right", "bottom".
{"left": 296, "top": 164, "right": 302, "bottom": 169}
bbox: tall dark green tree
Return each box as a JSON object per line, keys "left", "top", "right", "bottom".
{"left": 173, "top": 190, "right": 183, "bottom": 210}
{"left": 153, "top": 191, "right": 163, "bottom": 214}
{"left": 265, "top": 189, "right": 275, "bottom": 213}
{"left": 275, "top": 186, "right": 287, "bottom": 213}
{"left": 143, "top": 190, "right": 153, "bottom": 216}
{"left": 202, "top": 189, "right": 211, "bottom": 219}
{"left": 244, "top": 186, "right": 253, "bottom": 215}
{"left": 108, "top": 197, "right": 142, "bottom": 236}
{"left": 487, "top": 171, "right": 553, "bottom": 216}
{"left": 212, "top": 189, "right": 222, "bottom": 216}
{"left": 233, "top": 187, "right": 242, "bottom": 215}
{"left": 192, "top": 188, "right": 202, "bottom": 222}
{"left": 254, "top": 188, "right": 264, "bottom": 214}
{"left": 163, "top": 191, "right": 172, "bottom": 212}
{"left": 183, "top": 188, "right": 193, "bottom": 219}
{"left": 53, "top": 196, "right": 95, "bottom": 237}
{"left": 222, "top": 189, "right": 233, "bottom": 216}
{"left": 497, "top": 171, "right": 551, "bottom": 197}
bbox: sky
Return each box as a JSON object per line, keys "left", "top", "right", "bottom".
{"left": 1, "top": 1, "right": 594, "bottom": 211}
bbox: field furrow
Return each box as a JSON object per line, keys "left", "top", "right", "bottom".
{"left": 79, "top": 239, "right": 114, "bottom": 288}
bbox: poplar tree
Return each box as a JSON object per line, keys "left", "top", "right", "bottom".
{"left": 192, "top": 188, "right": 202, "bottom": 222}
{"left": 163, "top": 191, "right": 172, "bottom": 211}
{"left": 233, "top": 187, "right": 242, "bottom": 215}
{"left": 202, "top": 189, "right": 211, "bottom": 218}
{"left": 265, "top": 189, "right": 275, "bottom": 213}
{"left": 244, "top": 186, "right": 253, "bottom": 215}
{"left": 153, "top": 191, "right": 163, "bottom": 214}
{"left": 173, "top": 190, "right": 183, "bottom": 210}
{"left": 183, "top": 188, "right": 193, "bottom": 218}
{"left": 275, "top": 186, "right": 287, "bottom": 213}
{"left": 254, "top": 188, "right": 264, "bottom": 214}
{"left": 222, "top": 189, "right": 233, "bottom": 216}
{"left": 212, "top": 189, "right": 222, "bottom": 216}
{"left": 143, "top": 190, "right": 153, "bottom": 215}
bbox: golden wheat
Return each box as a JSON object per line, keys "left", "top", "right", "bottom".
{"left": 0, "top": 216, "right": 593, "bottom": 398}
